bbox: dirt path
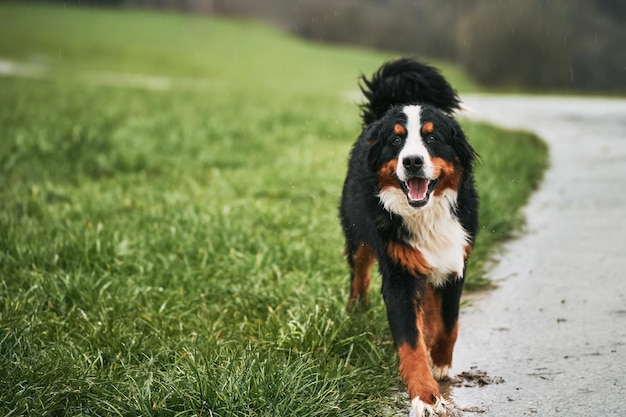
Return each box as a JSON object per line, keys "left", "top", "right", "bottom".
{"left": 446, "top": 95, "right": 626, "bottom": 416}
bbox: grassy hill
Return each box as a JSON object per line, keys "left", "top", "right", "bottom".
{"left": 0, "top": 3, "right": 547, "bottom": 416}
{"left": 0, "top": 3, "right": 480, "bottom": 92}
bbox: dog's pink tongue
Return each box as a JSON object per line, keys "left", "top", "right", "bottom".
{"left": 408, "top": 178, "right": 428, "bottom": 201}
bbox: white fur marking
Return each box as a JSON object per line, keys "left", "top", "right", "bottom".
{"left": 429, "top": 354, "right": 451, "bottom": 381}
{"left": 411, "top": 396, "right": 448, "bottom": 417}
{"left": 378, "top": 187, "right": 468, "bottom": 286}
{"left": 432, "top": 365, "right": 450, "bottom": 381}
{"left": 397, "top": 105, "right": 434, "bottom": 182}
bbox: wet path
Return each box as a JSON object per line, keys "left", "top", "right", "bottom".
{"left": 446, "top": 95, "right": 626, "bottom": 416}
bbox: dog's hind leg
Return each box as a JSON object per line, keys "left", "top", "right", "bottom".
{"left": 346, "top": 243, "right": 376, "bottom": 312}
{"left": 424, "top": 276, "right": 464, "bottom": 381}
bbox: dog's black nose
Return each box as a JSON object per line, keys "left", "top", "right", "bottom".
{"left": 402, "top": 156, "right": 424, "bottom": 172}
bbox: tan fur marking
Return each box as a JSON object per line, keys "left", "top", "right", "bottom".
{"left": 397, "top": 314, "right": 441, "bottom": 404}
{"left": 394, "top": 123, "right": 406, "bottom": 135}
{"left": 421, "top": 121, "right": 434, "bottom": 134}
{"left": 422, "top": 285, "right": 444, "bottom": 351}
{"left": 347, "top": 244, "right": 376, "bottom": 310}
{"left": 431, "top": 156, "right": 461, "bottom": 196}
{"left": 377, "top": 158, "right": 399, "bottom": 190}
{"left": 430, "top": 321, "right": 458, "bottom": 373}
{"left": 387, "top": 241, "right": 430, "bottom": 276}
{"left": 422, "top": 285, "right": 459, "bottom": 375}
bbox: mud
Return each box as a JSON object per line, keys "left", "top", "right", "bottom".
{"left": 447, "top": 369, "right": 505, "bottom": 388}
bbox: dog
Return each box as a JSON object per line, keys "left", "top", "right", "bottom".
{"left": 339, "top": 58, "right": 478, "bottom": 416}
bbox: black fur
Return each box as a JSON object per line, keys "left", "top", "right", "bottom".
{"left": 339, "top": 57, "right": 479, "bottom": 406}
{"left": 359, "top": 57, "right": 461, "bottom": 126}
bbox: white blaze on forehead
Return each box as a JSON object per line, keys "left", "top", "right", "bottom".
{"left": 397, "top": 105, "right": 434, "bottom": 181}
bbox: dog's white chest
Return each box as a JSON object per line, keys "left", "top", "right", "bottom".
{"left": 379, "top": 188, "right": 469, "bottom": 286}
{"left": 406, "top": 217, "right": 467, "bottom": 287}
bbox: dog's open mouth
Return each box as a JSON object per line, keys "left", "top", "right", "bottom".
{"left": 399, "top": 176, "right": 440, "bottom": 207}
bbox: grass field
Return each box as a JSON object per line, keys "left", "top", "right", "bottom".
{"left": 0, "top": 3, "right": 548, "bottom": 416}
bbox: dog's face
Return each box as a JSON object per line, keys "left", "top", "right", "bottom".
{"left": 367, "top": 104, "right": 474, "bottom": 209}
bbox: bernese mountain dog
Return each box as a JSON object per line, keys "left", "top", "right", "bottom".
{"left": 340, "top": 58, "right": 478, "bottom": 416}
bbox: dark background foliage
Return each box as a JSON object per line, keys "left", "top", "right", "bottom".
{"left": 40, "top": 0, "right": 626, "bottom": 92}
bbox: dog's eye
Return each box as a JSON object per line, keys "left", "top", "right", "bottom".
{"left": 392, "top": 136, "right": 403, "bottom": 145}
{"left": 426, "top": 136, "right": 437, "bottom": 144}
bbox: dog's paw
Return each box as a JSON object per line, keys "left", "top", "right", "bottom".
{"left": 432, "top": 364, "right": 450, "bottom": 381}
{"left": 411, "top": 396, "right": 448, "bottom": 417}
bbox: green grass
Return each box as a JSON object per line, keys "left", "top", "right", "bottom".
{"left": 0, "top": 3, "right": 548, "bottom": 416}
{"left": 0, "top": 3, "right": 480, "bottom": 93}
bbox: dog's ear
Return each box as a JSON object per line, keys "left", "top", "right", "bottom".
{"left": 450, "top": 121, "right": 476, "bottom": 174}
{"left": 364, "top": 122, "right": 385, "bottom": 171}
{"left": 366, "top": 135, "right": 383, "bottom": 171}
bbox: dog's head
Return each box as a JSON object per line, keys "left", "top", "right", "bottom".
{"left": 367, "top": 104, "right": 475, "bottom": 209}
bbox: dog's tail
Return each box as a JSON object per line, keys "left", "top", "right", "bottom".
{"left": 359, "top": 57, "right": 461, "bottom": 126}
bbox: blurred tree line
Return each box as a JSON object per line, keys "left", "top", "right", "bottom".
{"left": 55, "top": 0, "right": 626, "bottom": 92}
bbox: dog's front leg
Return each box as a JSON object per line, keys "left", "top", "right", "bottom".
{"left": 381, "top": 271, "right": 447, "bottom": 417}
